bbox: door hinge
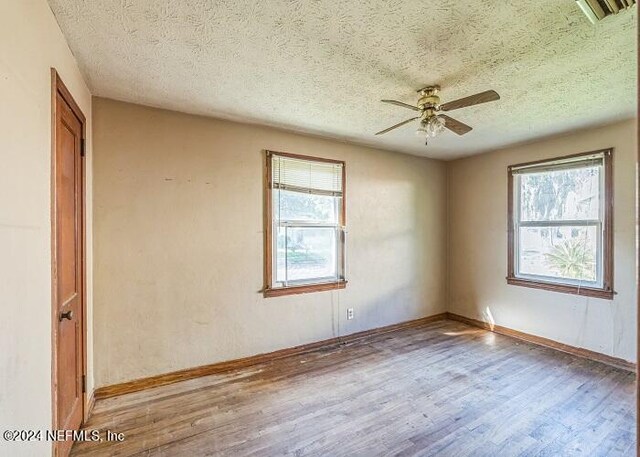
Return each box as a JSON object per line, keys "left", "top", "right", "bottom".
{"left": 81, "top": 138, "right": 86, "bottom": 157}
{"left": 82, "top": 375, "right": 86, "bottom": 393}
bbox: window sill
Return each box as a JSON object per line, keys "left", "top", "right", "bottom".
{"left": 263, "top": 280, "right": 347, "bottom": 298}
{"left": 506, "top": 276, "right": 614, "bottom": 300}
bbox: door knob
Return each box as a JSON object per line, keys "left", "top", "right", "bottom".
{"left": 59, "top": 310, "right": 73, "bottom": 321}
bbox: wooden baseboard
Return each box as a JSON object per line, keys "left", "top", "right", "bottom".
{"left": 446, "top": 312, "right": 635, "bottom": 372}
{"left": 85, "top": 391, "right": 95, "bottom": 421}
{"left": 95, "top": 312, "right": 449, "bottom": 399}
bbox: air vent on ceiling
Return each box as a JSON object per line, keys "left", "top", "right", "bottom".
{"left": 575, "top": 0, "right": 636, "bottom": 23}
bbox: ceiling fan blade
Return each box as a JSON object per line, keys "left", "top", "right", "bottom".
{"left": 439, "top": 90, "right": 500, "bottom": 112}
{"left": 381, "top": 99, "right": 420, "bottom": 112}
{"left": 375, "top": 117, "right": 420, "bottom": 135}
{"left": 439, "top": 114, "right": 473, "bottom": 135}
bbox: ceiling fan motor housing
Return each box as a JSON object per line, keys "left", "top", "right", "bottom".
{"left": 421, "top": 108, "right": 438, "bottom": 121}
{"left": 418, "top": 95, "right": 440, "bottom": 110}
{"left": 417, "top": 85, "right": 441, "bottom": 110}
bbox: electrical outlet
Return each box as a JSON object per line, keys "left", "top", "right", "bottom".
{"left": 346, "top": 308, "right": 354, "bottom": 320}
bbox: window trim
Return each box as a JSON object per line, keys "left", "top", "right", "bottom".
{"left": 506, "top": 148, "right": 614, "bottom": 300}
{"left": 263, "top": 150, "right": 347, "bottom": 298}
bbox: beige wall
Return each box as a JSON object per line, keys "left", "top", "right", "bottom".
{"left": 0, "top": 1, "right": 93, "bottom": 456}
{"left": 448, "top": 119, "right": 637, "bottom": 362}
{"left": 92, "top": 98, "right": 448, "bottom": 387}
{"left": 0, "top": 2, "right": 636, "bottom": 452}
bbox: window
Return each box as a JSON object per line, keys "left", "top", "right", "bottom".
{"left": 507, "top": 149, "right": 613, "bottom": 299}
{"left": 264, "top": 151, "right": 346, "bottom": 297}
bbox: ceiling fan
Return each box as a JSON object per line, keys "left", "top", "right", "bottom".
{"left": 376, "top": 86, "right": 500, "bottom": 143}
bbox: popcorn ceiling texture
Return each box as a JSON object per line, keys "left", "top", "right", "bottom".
{"left": 48, "top": 0, "right": 637, "bottom": 159}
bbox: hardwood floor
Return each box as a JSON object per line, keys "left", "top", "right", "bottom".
{"left": 72, "top": 320, "right": 636, "bottom": 456}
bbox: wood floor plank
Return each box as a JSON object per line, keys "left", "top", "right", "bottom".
{"left": 72, "top": 320, "right": 636, "bottom": 456}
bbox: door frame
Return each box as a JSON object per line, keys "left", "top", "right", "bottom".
{"left": 50, "top": 68, "right": 88, "bottom": 445}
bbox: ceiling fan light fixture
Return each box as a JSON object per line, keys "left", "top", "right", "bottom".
{"left": 424, "top": 116, "right": 446, "bottom": 138}
{"left": 416, "top": 118, "right": 428, "bottom": 136}
{"left": 416, "top": 116, "right": 446, "bottom": 138}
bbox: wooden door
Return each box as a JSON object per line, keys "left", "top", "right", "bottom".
{"left": 52, "top": 70, "right": 85, "bottom": 457}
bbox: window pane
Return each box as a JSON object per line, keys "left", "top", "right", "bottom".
{"left": 519, "top": 165, "right": 600, "bottom": 222}
{"left": 276, "top": 227, "right": 337, "bottom": 283}
{"left": 276, "top": 228, "right": 286, "bottom": 282}
{"left": 274, "top": 189, "right": 339, "bottom": 223}
{"left": 518, "top": 226, "right": 598, "bottom": 283}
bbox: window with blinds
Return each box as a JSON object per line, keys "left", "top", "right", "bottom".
{"left": 507, "top": 149, "right": 613, "bottom": 299}
{"left": 272, "top": 155, "right": 343, "bottom": 196}
{"left": 264, "top": 152, "right": 346, "bottom": 296}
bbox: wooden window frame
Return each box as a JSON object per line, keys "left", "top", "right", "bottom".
{"left": 263, "top": 150, "right": 347, "bottom": 298}
{"left": 507, "top": 148, "right": 614, "bottom": 300}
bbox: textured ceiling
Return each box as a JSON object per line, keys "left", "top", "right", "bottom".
{"left": 48, "top": 0, "right": 637, "bottom": 159}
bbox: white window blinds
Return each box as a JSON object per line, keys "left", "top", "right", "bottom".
{"left": 510, "top": 152, "right": 605, "bottom": 174}
{"left": 272, "top": 155, "right": 343, "bottom": 196}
